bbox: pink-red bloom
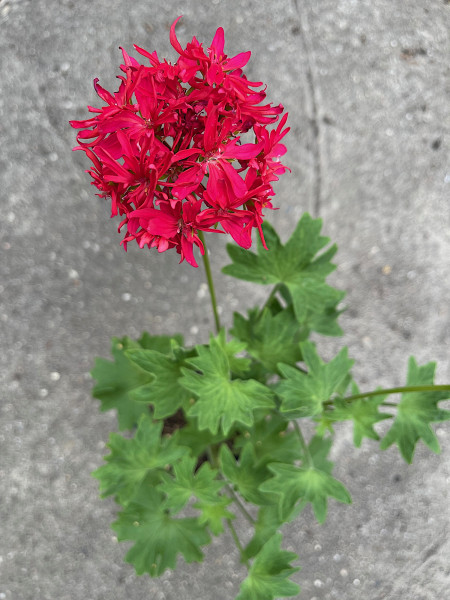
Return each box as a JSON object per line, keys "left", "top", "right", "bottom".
{"left": 71, "top": 16, "right": 289, "bottom": 267}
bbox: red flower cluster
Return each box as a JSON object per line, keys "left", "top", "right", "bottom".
{"left": 71, "top": 17, "right": 289, "bottom": 266}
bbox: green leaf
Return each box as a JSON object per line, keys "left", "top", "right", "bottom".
{"left": 234, "top": 414, "right": 302, "bottom": 468}
{"left": 93, "top": 415, "right": 186, "bottom": 505}
{"left": 125, "top": 348, "right": 194, "bottom": 419}
{"left": 261, "top": 462, "right": 351, "bottom": 523}
{"left": 306, "top": 304, "right": 344, "bottom": 337}
{"left": 261, "top": 436, "right": 351, "bottom": 523}
{"left": 380, "top": 358, "right": 450, "bottom": 463}
{"left": 172, "top": 419, "right": 227, "bottom": 459}
{"left": 223, "top": 215, "right": 331, "bottom": 284}
{"left": 223, "top": 215, "right": 345, "bottom": 325}
{"left": 236, "top": 533, "right": 300, "bottom": 600}
{"left": 180, "top": 336, "right": 275, "bottom": 435}
{"left": 194, "top": 495, "right": 235, "bottom": 536}
{"left": 277, "top": 341, "right": 354, "bottom": 418}
{"left": 137, "top": 332, "right": 184, "bottom": 353}
{"left": 220, "top": 443, "right": 275, "bottom": 506}
{"left": 308, "top": 435, "right": 334, "bottom": 474}
{"left": 91, "top": 337, "right": 154, "bottom": 430}
{"left": 329, "top": 384, "right": 391, "bottom": 447}
{"left": 158, "top": 455, "right": 225, "bottom": 513}
{"left": 243, "top": 504, "right": 284, "bottom": 560}
{"left": 113, "top": 486, "right": 211, "bottom": 577}
{"left": 231, "top": 307, "right": 303, "bottom": 373}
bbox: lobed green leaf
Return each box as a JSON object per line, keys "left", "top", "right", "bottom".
{"left": 261, "top": 436, "right": 351, "bottom": 523}
{"left": 234, "top": 414, "right": 303, "bottom": 468}
{"left": 91, "top": 337, "right": 154, "bottom": 430}
{"left": 326, "top": 383, "right": 391, "bottom": 447}
{"left": 277, "top": 341, "right": 354, "bottom": 418}
{"left": 236, "top": 533, "right": 300, "bottom": 600}
{"left": 231, "top": 307, "right": 303, "bottom": 374}
{"left": 380, "top": 357, "right": 450, "bottom": 462}
{"left": 113, "top": 486, "right": 210, "bottom": 577}
{"left": 158, "top": 455, "right": 225, "bottom": 513}
{"left": 180, "top": 336, "right": 274, "bottom": 435}
{"left": 194, "top": 496, "right": 236, "bottom": 536}
{"left": 125, "top": 346, "right": 194, "bottom": 419}
{"left": 93, "top": 414, "right": 186, "bottom": 505}
{"left": 220, "top": 443, "right": 275, "bottom": 506}
{"left": 223, "top": 215, "right": 345, "bottom": 328}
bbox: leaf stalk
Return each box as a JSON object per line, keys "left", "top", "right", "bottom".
{"left": 333, "top": 384, "right": 450, "bottom": 405}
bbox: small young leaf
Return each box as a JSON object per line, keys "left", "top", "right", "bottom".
{"left": 93, "top": 415, "right": 186, "bottom": 505}
{"left": 91, "top": 337, "right": 154, "bottom": 430}
{"left": 158, "top": 455, "right": 225, "bottom": 513}
{"left": 380, "top": 358, "right": 450, "bottom": 463}
{"left": 180, "top": 336, "right": 274, "bottom": 435}
{"left": 277, "top": 341, "right": 354, "bottom": 418}
{"left": 236, "top": 533, "right": 300, "bottom": 600}
{"left": 113, "top": 486, "right": 211, "bottom": 577}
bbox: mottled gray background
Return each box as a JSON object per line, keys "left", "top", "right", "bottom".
{"left": 1, "top": 1, "right": 449, "bottom": 599}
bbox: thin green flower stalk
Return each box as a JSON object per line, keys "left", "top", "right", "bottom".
{"left": 199, "top": 232, "right": 221, "bottom": 334}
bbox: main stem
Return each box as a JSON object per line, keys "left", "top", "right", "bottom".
{"left": 198, "top": 232, "right": 221, "bottom": 334}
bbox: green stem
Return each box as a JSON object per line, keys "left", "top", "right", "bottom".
{"left": 226, "top": 485, "right": 255, "bottom": 524}
{"left": 293, "top": 420, "right": 313, "bottom": 468}
{"left": 331, "top": 384, "right": 450, "bottom": 406}
{"left": 198, "top": 231, "right": 221, "bottom": 334}
{"left": 227, "top": 519, "right": 249, "bottom": 567}
{"left": 206, "top": 445, "right": 255, "bottom": 525}
{"left": 206, "top": 445, "right": 218, "bottom": 467}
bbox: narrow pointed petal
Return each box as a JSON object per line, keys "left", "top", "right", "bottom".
{"left": 225, "top": 51, "right": 251, "bottom": 71}
{"left": 209, "top": 27, "right": 225, "bottom": 59}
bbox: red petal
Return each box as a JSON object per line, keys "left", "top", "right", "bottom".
{"left": 209, "top": 27, "right": 225, "bottom": 59}
{"left": 170, "top": 16, "right": 185, "bottom": 56}
{"left": 93, "top": 78, "right": 115, "bottom": 105}
{"left": 225, "top": 51, "right": 251, "bottom": 71}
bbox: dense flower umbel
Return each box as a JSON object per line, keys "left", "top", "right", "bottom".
{"left": 70, "top": 17, "right": 289, "bottom": 266}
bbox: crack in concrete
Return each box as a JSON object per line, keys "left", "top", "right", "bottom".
{"left": 292, "top": 0, "right": 324, "bottom": 217}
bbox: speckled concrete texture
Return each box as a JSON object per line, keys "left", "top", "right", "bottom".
{"left": 1, "top": 1, "right": 449, "bottom": 599}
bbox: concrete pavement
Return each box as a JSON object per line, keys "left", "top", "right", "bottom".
{"left": 1, "top": 1, "right": 449, "bottom": 598}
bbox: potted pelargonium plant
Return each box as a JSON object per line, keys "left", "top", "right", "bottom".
{"left": 71, "top": 17, "right": 450, "bottom": 599}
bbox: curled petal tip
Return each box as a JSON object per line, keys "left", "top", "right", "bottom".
{"left": 170, "top": 16, "right": 184, "bottom": 55}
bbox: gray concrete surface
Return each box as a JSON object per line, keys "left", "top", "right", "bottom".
{"left": 1, "top": 1, "right": 449, "bottom": 598}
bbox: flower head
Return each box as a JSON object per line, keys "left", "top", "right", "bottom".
{"left": 70, "top": 17, "right": 289, "bottom": 266}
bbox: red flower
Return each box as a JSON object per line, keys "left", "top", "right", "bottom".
{"left": 70, "top": 16, "right": 289, "bottom": 266}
